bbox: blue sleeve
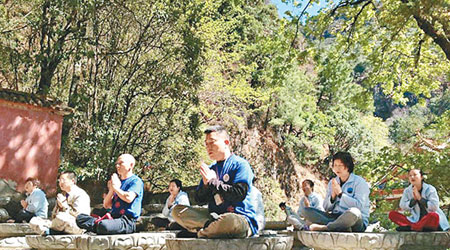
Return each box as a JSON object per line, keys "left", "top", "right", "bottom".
{"left": 233, "top": 159, "right": 254, "bottom": 185}
{"left": 126, "top": 177, "right": 143, "bottom": 197}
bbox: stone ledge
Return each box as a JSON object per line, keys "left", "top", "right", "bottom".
{"left": 25, "top": 232, "right": 176, "bottom": 250}
{"left": 165, "top": 235, "right": 294, "bottom": 250}
{"left": 0, "top": 236, "right": 31, "bottom": 249}
{"left": 0, "top": 223, "right": 36, "bottom": 239}
{"left": 298, "top": 231, "right": 450, "bottom": 250}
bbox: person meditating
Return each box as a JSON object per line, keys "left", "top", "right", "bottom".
{"left": 303, "top": 152, "right": 370, "bottom": 232}
{"left": 76, "top": 154, "right": 144, "bottom": 234}
{"left": 172, "top": 125, "right": 259, "bottom": 238}
{"left": 389, "top": 169, "right": 449, "bottom": 231}
{"left": 11, "top": 178, "right": 48, "bottom": 223}
{"left": 29, "top": 172, "right": 90, "bottom": 235}
{"left": 151, "top": 179, "right": 190, "bottom": 230}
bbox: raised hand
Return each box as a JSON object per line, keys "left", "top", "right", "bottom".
{"left": 303, "top": 197, "right": 310, "bottom": 207}
{"left": 111, "top": 173, "right": 121, "bottom": 191}
{"left": 199, "top": 162, "right": 217, "bottom": 184}
{"left": 331, "top": 178, "right": 342, "bottom": 199}
{"left": 412, "top": 186, "right": 421, "bottom": 200}
{"left": 20, "top": 200, "right": 27, "bottom": 209}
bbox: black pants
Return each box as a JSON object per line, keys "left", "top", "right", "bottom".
{"left": 150, "top": 217, "right": 184, "bottom": 230}
{"left": 76, "top": 213, "right": 136, "bottom": 235}
{"left": 14, "top": 210, "right": 35, "bottom": 223}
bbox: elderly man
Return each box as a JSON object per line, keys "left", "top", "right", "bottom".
{"left": 76, "top": 154, "right": 144, "bottom": 235}
{"left": 30, "top": 171, "right": 90, "bottom": 235}
{"left": 302, "top": 152, "right": 370, "bottom": 232}
{"left": 172, "top": 125, "right": 260, "bottom": 238}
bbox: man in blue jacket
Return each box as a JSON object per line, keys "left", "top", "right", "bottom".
{"left": 172, "top": 125, "right": 259, "bottom": 238}
{"left": 303, "top": 152, "right": 370, "bottom": 232}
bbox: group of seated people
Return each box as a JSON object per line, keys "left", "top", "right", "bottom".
{"left": 280, "top": 152, "right": 449, "bottom": 232}
{"left": 6, "top": 125, "right": 449, "bottom": 239}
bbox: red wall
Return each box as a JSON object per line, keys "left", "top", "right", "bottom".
{"left": 0, "top": 99, "right": 62, "bottom": 195}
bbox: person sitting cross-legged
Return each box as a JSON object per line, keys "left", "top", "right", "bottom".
{"left": 29, "top": 171, "right": 90, "bottom": 235}
{"left": 298, "top": 179, "right": 324, "bottom": 218}
{"left": 171, "top": 125, "right": 259, "bottom": 238}
{"left": 303, "top": 152, "right": 370, "bottom": 232}
{"left": 11, "top": 178, "right": 48, "bottom": 223}
{"left": 76, "top": 154, "right": 144, "bottom": 235}
{"left": 151, "top": 179, "right": 190, "bottom": 230}
{"left": 389, "top": 169, "right": 449, "bottom": 232}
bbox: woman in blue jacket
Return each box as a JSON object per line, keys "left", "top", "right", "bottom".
{"left": 389, "top": 169, "right": 449, "bottom": 231}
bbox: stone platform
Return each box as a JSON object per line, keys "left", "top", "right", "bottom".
{"left": 0, "top": 223, "right": 36, "bottom": 239}
{"left": 165, "top": 235, "right": 294, "bottom": 250}
{"left": 0, "top": 236, "right": 31, "bottom": 249}
{"left": 25, "top": 232, "right": 176, "bottom": 250}
{"left": 298, "top": 231, "right": 450, "bottom": 250}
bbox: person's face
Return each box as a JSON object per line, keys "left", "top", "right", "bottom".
{"left": 409, "top": 169, "right": 423, "bottom": 186}
{"left": 24, "top": 181, "right": 35, "bottom": 193}
{"left": 168, "top": 182, "right": 180, "bottom": 195}
{"left": 302, "top": 181, "right": 312, "bottom": 196}
{"left": 116, "top": 156, "right": 133, "bottom": 176}
{"left": 58, "top": 174, "right": 74, "bottom": 192}
{"left": 332, "top": 159, "right": 350, "bottom": 180}
{"left": 205, "top": 132, "right": 229, "bottom": 161}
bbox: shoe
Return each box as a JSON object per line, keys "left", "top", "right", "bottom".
{"left": 176, "top": 230, "right": 198, "bottom": 238}
{"left": 395, "top": 226, "right": 411, "bottom": 231}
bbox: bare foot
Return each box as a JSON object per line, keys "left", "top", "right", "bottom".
{"left": 309, "top": 223, "right": 328, "bottom": 231}
{"left": 6, "top": 219, "right": 15, "bottom": 223}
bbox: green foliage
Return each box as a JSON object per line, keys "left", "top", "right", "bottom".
{"left": 302, "top": 0, "right": 450, "bottom": 103}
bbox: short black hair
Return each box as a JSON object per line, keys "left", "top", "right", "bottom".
{"left": 332, "top": 152, "right": 354, "bottom": 173}
{"left": 204, "top": 125, "right": 229, "bottom": 140}
{"left": 279, "top": 202, "right": 286, "bottom": 208}
{"left": 60, "top": 171, "right": 77, "bottom": 184}
{"left": 170, "top": 179, "right": 183, "bottom": 191}
{"left": 303, "top": 179, "right": 314, "bottom": 190}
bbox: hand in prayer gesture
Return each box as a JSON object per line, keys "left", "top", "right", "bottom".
{"left": 303, "top": 197, "right": 310, "bottom": 207}
{"left": 331, "top": 178, "right": 342, "bottom": 199}
{"left": 168, "top": 193, "right": 176, "bottom": 207}
{"left": 412, "top": 185, "right": 422, "bottom": 201}
{"left": 20, "top": 200, "right": 28, "bottom": 209}
{"left": 200, "top": 162, "right": 217, "bottom": 184}
{"left": 111, "top": 173, "right": 122, "bottom": 191}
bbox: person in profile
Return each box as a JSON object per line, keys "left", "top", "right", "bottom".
{"left": 76, "top": 154, "right": 144, "bottom": 234}
{"left": 11, "top": 178, "right": 48, "bottom": 223}
{"left": 389, "top": 169, "right": 449, "bottom": 231}
{"left": 29, "top": 171, "right": 90, "bottom": 235}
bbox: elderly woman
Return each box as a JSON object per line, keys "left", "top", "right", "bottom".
{"left": 389, "top": 169, "right": 449, "bottom": 231}
{"left": 151, "top": 179, "right": 190, "bottom": 229}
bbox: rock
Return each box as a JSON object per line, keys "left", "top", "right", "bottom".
{"left": 297, "top": 231, "right": 450, "bottom": 250}
{"left": 0, "top": 223, "right": 36, "bottom": 239}
{"left": 0, "top": 208, "right": 9, "bottom": 222}
{"left": 0, "top": 197, "right": 11, "bottom": 206}
{"left": 26, "top": 232, "right": 176, "bottom": 250}
{"left": 165, "top": 235, "right": 294, "bottom": 250}
{"left": 0, "top": 236, "right": 31, "bottom": 249}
